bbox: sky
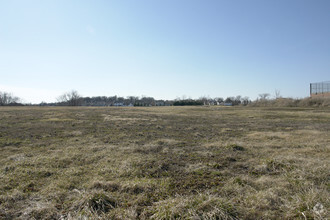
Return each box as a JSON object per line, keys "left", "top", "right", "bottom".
{"left": 0, "top": 0, "right": 330, "bottom": 104}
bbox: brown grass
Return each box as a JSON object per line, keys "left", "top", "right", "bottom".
{"left": 0, "top": 106, "right": 329, "bottom": 219}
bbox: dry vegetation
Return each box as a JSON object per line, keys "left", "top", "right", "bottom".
{"left": 0, "top": 106, "right": 329, "bottom": 219}
{"left": 250, "top": 97, "right": 330, "bottom": 108}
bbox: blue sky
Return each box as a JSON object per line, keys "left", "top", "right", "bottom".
{"left": 0, "top": 0, "right": 329, "bottom": 103}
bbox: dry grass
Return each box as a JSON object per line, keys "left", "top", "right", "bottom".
{"left": 0, "top": 106, "right": 329, "bottom": 219}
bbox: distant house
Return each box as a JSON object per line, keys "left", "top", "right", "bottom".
{"left": 155, "top": 101, "right": 165, "bottom": 106}
{"left": 208, "top": 101, "right": 220, "bottom": 105}
{"left": 114, "top": 103, "right": 124, "bottom": 106}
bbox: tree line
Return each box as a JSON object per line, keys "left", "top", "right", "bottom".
{"left": 7, "top": 89, "right": 321, "bottom": 107}
{"left": 2, "top": 89, "right": 328, "bottom": 107}
{"left": 55, "top": 90, "right": 253, "bottom": 106}
{"left": 0, "top": 90, "right": 255, "bottom": 106}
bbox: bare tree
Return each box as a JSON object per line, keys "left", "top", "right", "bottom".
{"left": 140, "top": 96, "right": 155, "bottom": 106}
{"left": 241, "top": 96, "right": 250, "bottom": 105}
{"left": 127, "top": 96, "right": 138, "bottom": 105}
{"left": 259, "top": 93, "right": 270, "bottom": 100}
{"left": 234, "top": 95, "right": 242, "bottom": 105}
{"left": 214, "top": 97, "right": 224, "bottom": 105}
{"left": 225, "top": 97, "right": 234, "bottom": 103}
{"left": 0, "top": 91, "right": 20, "bottom": 106}
{"left": 57, "top": 90, "right": 82, "bottom": 106}
{"left": 275, "top": 89, "right": 281, "bottom": 99}
{"left": 199, "top": 96, "right": 209, "bottom": 105}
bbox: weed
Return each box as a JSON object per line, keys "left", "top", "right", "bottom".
{"left": 87, "top": 193, "right": 117, "bottom": 213}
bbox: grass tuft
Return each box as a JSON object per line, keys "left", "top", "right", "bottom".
{"left": 86, "top": 192, "right": 117, "bottom": 213}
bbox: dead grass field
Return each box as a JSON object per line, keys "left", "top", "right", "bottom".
{"left": 0, "top": 106, "right": 329, "bottom": 219}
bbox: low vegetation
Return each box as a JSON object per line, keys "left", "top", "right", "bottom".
{"left": 251, "top": 97, "right": 330, "bottom": 107}
{"left": 0, "top": 106, "right": 329, "bottom": 219}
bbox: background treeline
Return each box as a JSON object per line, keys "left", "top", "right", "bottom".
{"left": 54, "top": 91, "right": 173, "bottom": 107}
{"left": 1, "top": 90, "right": 329, "bottom": 107}
{"left": 50, "top": 91, "right": 251, "bottom": 107}
{"left": 0, "top": 92, "right": 23, "bottom": 106}
{"left": 173, "top": 100, "right": 203, "bottom": 106}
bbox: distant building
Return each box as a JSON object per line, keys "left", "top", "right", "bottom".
{"left": 114, "top": 103, "right": 124, "bottom": 106}
{"left": 155, "top": 100, "right": 165, "bottom": 106}
{"left": 310, "top": 81, "right": 330, "bottom": 98}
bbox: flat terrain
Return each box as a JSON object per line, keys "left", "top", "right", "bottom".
{"left": 0, "top": 106, "right": 329, "bottom": 219}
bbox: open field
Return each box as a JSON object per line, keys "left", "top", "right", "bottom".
{"left": 0, "top": 106, "right": 329, "bottom": 219}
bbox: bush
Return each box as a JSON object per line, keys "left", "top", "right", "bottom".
{"left": 173, "top": 100, "right": 203, "bottom": 106}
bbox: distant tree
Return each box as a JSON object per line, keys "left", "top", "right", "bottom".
{"left": 117, "top": 96, "right": 125, "bottom": 104}
{"left": 39, "top": 101, "right": 47, "bottom": 106}
{"left": 127, "top": 96, "right": 138, "bottom": 105}
{"left": 241, "top": 96, "right": 250, "bottom": 105}
{"left": 173, "top": 99, "right": 203, "bottom": 106}
{"left": 225, "top": 97, "right": 234, "bottom": 104}
{"left": 0, "top": 91, "right": 20, "bottom": 106}
{"left": 234, "top": 95, "right": 242, "bottom": 105}
{"left": 199, "top": 96, "right": 209, "bottom": 105}
{"left": 259, "top": 93, "right": 270, "bottom": 100}
{"left": 214, "top": 97, "right": 224, "bottom": 104}
{"left": 57, "top": 90, "right": 82, "bottom": 106}
{"left": 275, "top": 89, "right": 281, "bottom": 99}
{"left": 140, "top": 96, "right": 155, "bottom": 106}
{"left": 107, "top": 96, "right": 117, "bottom": 106}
